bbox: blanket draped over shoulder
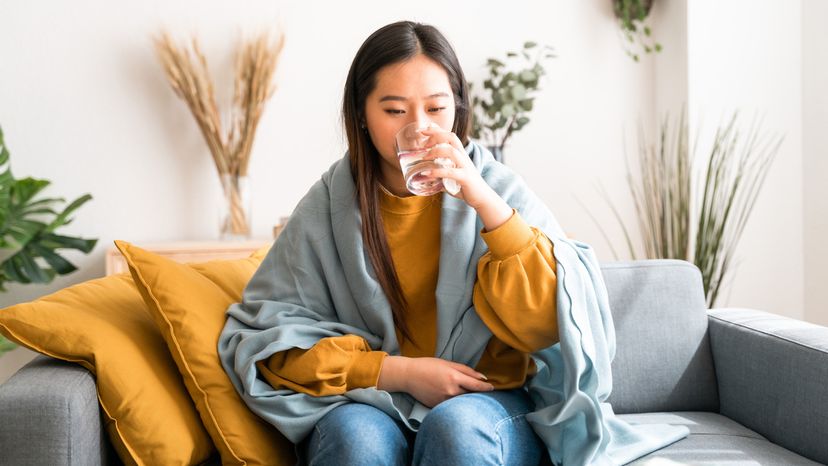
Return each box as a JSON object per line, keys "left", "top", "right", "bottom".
{"left": 218, "top": 142, "right": 689, "bottom": 465}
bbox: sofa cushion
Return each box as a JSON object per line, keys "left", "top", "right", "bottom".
{"left": 115, "top": 241, "right": 295, "bottom": 466}
{"left": 0, "top": 271, "right": 214, "bottom": 465}
{"left": 620, "top": 412, "right": 822, "bottom": 465}
{"left": 601, "top": 260, "right": 719, "bottom": 413}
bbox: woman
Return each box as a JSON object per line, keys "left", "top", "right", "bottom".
{"left": 219, "top": 20, "right": 686, "bottom": 466}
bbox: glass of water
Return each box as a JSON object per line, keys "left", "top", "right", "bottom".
{"left": 394, "top": 122, "right": 460, "bottom": 196}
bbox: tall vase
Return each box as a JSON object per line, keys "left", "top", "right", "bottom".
{"left": 219, "top": 173, "right": 252, "bottom": 240}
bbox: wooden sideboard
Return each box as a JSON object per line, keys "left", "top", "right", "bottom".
{"left": 105, "top": 240, "right": 273, "bottom": 276}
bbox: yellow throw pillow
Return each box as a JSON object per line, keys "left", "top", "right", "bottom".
{"left": 0, "top": 273, "right": 215, "bottom": 466}
{"left": 115, "top": 240, "right": 295, "bottom": 466}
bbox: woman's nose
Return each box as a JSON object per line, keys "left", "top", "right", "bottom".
{"left": 410, "top": 110, "right": 433, "bottom": 129}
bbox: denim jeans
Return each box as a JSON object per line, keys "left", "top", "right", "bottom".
{"left": 301, "top": 389, "right": 545, "bottom": 466}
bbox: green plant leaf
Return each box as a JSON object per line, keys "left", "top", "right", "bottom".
{"left": 38, "top": 233, "right": 97, "bottom": 254}
{"left": 495, "top": 115, "right": 508, "bottom": 130}
{"left": 511, "top": 84, "right": 527, "bottom": 100}
{"left": 519, "top": 99, "right": 534, "bottom": 111}
{"left": 18, "top": 252, "right": 54, "bottom": 284}
{"left": 492, "top": 91, "right": 504, "bottom": 108}
{"left": 0, "top": 335, "right": 17, "bottom": 355}
{"left": 46, "top": 194, "right": 93, "bottom": 232}
{"left": 6, "top": 219, "right": 47, "bottom": 246}
{"left": 11, "top": 178, "right": 51, "bottom": 207}
{"left": 519, "top": 70, "right": 537, "bottom": 83}
{"left": 501, "top": 104, "right": 515, "bottom": 119}
{"left": 487, "top": 58, "right": 505, "bottom": 68}
{"left": 2, "top": 255, "right": 26, "bottom": 283}
{"left": 28, "top": 242, "right": 77, "bottom": 275}
{"left": 0, "top": 126, "right": 9, "bottom": 167}
{"left": 524, "top": 41, "right": 537, "bottom": 49}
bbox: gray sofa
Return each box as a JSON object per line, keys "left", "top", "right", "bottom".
{"left": 1, "top": 259, "right": 826, "bottom": 465}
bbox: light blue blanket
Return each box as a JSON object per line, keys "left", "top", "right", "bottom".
{"left": 218, "top": 142, "right": 689, "bottom": 465}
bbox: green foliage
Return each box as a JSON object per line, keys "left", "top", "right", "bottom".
{"left": 587, "top": 110, "right": 782, "bottom": 308}
{"left": 0, "top": 125, "right": 98, "bottom": 354}
{"left": 614, "top": 0, "right": 662, "bottom": 62}
{"left": 470, "top": 41, "right": 555, "bottom": 157}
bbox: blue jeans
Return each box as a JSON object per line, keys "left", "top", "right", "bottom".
{"left": 301, "top": 389, "right": 545, "bottom": 466}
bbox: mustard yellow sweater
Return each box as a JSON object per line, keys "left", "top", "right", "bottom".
{"left": 257, "top": 189, "right": 558, "bottom": 395}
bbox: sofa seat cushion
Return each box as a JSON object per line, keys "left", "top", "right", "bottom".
{"left": 619, "top": 412, "right": 821, "bottom": 465}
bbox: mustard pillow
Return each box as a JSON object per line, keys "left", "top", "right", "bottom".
{"left": 115, "top": 240, "right": 295, "bottom": 466}
{"left": 0, "top": 273, "right": 215, "bottom": 466}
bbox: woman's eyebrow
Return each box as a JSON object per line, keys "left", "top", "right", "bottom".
{"left": 379, "top": 92, "right": 450, "bottom": 102}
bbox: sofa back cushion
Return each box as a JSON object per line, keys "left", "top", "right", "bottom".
{"left": 601, "top": 259, "right": 719, "bottom": 413}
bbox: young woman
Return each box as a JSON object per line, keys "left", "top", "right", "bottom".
{"left": 218, "top": 20, "right": 683, "bottom": 466}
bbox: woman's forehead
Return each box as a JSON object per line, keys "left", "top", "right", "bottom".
{"left": 371, "top": 55, "right": 452, "bottom": 98}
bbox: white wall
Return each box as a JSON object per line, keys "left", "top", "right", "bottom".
{"left": 687, "top": 0, "right": 805, "bottom": 317}
{"left": 803, "top": 0, "right": 828, "bottom": 327}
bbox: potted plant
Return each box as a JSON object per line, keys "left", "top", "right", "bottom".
{"left": 588, "top": 110, "right": 782, "bottom": 307}
{"left": 470, "top": 41, "right": 555, "bottom": 163}
{"left": 613, "top": 0, "right": 662, "bottom": 62}
{"left": 0, "top": 126, "right": 97, "bottom": 355}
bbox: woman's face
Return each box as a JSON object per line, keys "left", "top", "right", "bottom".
{"left": 363, "top": 53, "right": 456, "bottom": 195}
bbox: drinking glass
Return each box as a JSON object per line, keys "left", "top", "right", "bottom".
{"left": 394, "top": 122, "right": 461, "bottom": 196}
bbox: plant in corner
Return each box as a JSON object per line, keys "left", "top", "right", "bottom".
{"left": 588, "top": 110, "right": 782, "bottom": 307}
{"left": 613, "top": 0, "right": 662, "bottom": 62}
{"left": 0, "top": 126, "right": 98, "bottom": 355}
{"left": 470, "top": 41, "right": 555, "bottom": 163}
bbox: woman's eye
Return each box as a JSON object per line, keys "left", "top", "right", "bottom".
{"left": 384, "top": 109, "right": 404, "bottom": 115}
{"left": 429, "top": 107, "right": 446, "bottom": 113}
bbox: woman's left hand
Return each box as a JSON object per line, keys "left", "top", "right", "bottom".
{"left": 420, "top": 127, "right": 513, "bottom": 230}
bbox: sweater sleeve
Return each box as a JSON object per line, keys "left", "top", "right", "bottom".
{"left": 473, "top": 210, "right": 559, "bottom": 353}
{"left": 256, "top": 334, "right": 388, "bottom": 396}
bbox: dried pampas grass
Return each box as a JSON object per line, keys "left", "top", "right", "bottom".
{"left": 153, "top": 29, "right": 285, "bottom": 236}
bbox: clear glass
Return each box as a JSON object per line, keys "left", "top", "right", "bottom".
{"left": 218, "top": 173, "right": 252, "bottom": 240}
{"left": 394, "top": 122, "right": 460, "bottom": 196}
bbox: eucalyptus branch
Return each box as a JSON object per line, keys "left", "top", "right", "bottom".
{"left": 470, "top": 41, "right": 555, "bottom": 162}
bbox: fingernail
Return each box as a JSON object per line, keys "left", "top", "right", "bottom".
{"left": 478, "top": 373, "right": 488, "bottom": 380}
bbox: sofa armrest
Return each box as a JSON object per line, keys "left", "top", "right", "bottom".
{"left": 0, "top": 355, "right": 113, "bottom": 465}
{"left": 709, "top": 308, "right": 828, "bottom": 465}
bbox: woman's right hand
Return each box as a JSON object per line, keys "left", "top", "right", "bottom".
{"left": 377, "top": 355, "right": 494, "bottom": 407}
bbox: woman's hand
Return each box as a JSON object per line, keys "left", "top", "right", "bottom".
{"left": 419, "top": 127, "right": 513, "bottom": 231}
{"left": 377, "top": 356, "right": 494, "bottom": 407}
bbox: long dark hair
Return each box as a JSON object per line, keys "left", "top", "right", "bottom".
{"left": 342, "top": 21, "right": 471, "bottom": 342}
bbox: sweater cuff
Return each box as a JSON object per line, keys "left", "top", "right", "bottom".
{"left": 346, "top": 351, "right": 388, "bottom": 389}
{"left": 480, "top": 210, "right": 536, "bottom": 260}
